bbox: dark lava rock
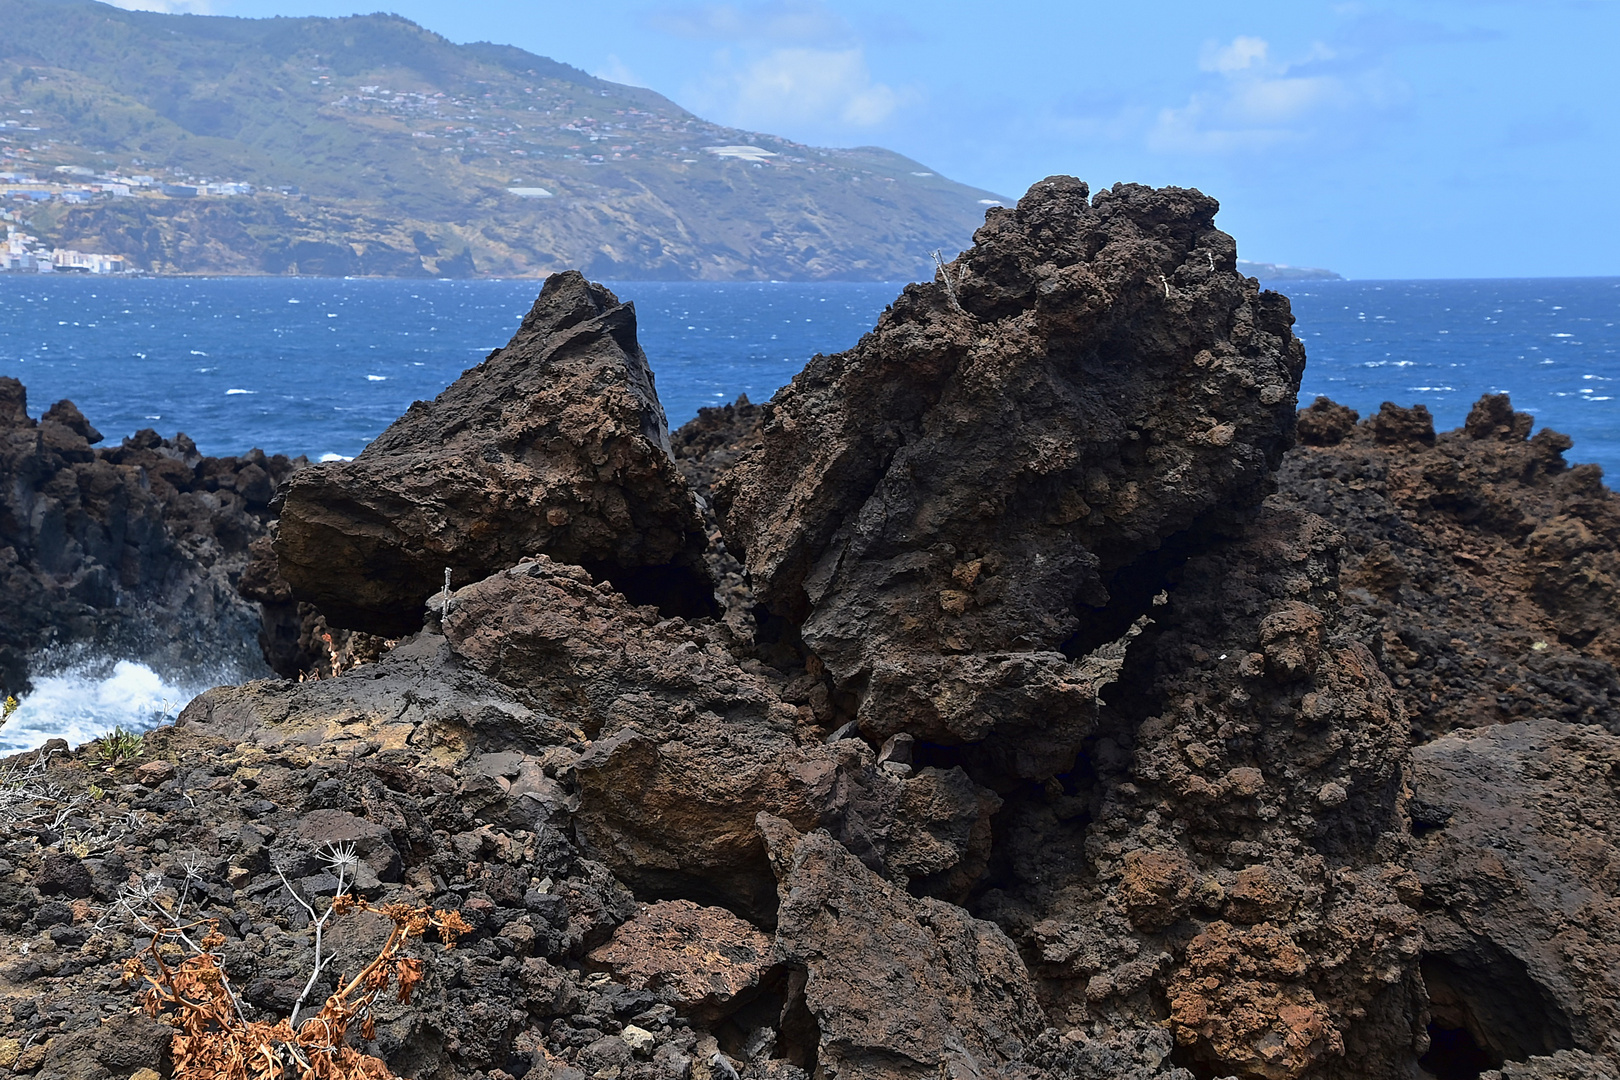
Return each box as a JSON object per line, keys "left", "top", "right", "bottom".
{"left": 0, "top": 378, "right": 296, "bottom": 691}
{"left": 273, "top": 271, "right": 713, "bottom": 637}
{"left": 1413, "top": 720, "right": 1620, "bottom": 1069}
{"left": 1295, "top": 397, "right": 1358, "bottom": 447}
{"left": 20, "top": 181, "right": 1620, "bottom": 1080}
{"left": 758, "top": 812, "right": 1047, "bottom": 1078}
{"left": 977, "top": 503, "right": 1422, "bottom": 1080}
{"left": 37, "top": 852, "right": 93, "bottom": 898}
{"left": 671, "top": 395, "right": 764, "bottom": 636}
{"left": 1275, "top": 393, "right": 1620, "bottom": 740}
{"left": 715, "top": 178, "right": 1306, "bottom": 780}
{"left": 442, "top": 555, "right": 1001, "bottom": 915}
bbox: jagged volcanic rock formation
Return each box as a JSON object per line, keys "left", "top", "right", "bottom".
{"left": 1278, "top": 394, "right": 1620, "bottom": 1079}
{"left": 442, "top": 556, "right": 1010, "bottom": 917}
{"left": 0, "top": 377, "right": 297, "bottom": 694}
{"left": 716, "top": 177, "right": 1305, "bottom": 782}
{"left": 979, "top": 504, "right": 1422, "bottom": 1080}
{"left": 274, "top": 271, "right": 714, "bottom": 637}
{"left": 10, "top": 184, "right": 1620, "bottom": 1080}
{"left": 1278, "top": 394, "right": 1620, "bottom": 740}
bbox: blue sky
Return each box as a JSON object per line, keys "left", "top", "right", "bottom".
{"left": 114, "top": 0, "right": 1620, "bottom": 279}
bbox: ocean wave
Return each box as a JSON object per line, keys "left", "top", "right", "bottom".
{"left": 0, "top": 659, "right": 210, "bottom": 755}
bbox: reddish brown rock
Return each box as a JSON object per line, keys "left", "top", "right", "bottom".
{"left": 274, "top": 271, "right": 712, "bottom": 637}
{"left": 586, "top": 899, "right": 773, "bottom": 1023}
{"left": 758, "top": 813, "right": 1048, "bottom": 1079}
{"left": 979, "top": 505, "right": 1423, "bottom": 1080}
{"left": 443, "top": 556, "right": 1004, "bottom": 914}
{"left": 1295, "top": 397, "right": 1358, "bottom": 447}
{"left": 716, "top": 178, "right": 1306, "bottom": 781}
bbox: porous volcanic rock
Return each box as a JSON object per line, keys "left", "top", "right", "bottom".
{"left": 441, "top": 555, "right": 1006, "bottom": 915}
{"left": 976, "top": 504, "right": 1423, "bottom": 1080}
{"left": 1276, "top": 394, "right": 1620, "bottom": 739}
{"left": 715, "top": 178, "right": 1306, "bottom": 780}
{"left": 586, "top": 899, "right": 774, "bottom": 1023}
{"left": 274, "top": 271, "right": 713, "bottom": 637}
{"left": 1412, "top": 720, "right": 1620, "bottom": 1072}
{"left": 758, "top": 813, "right": 1048, "bottom": 1078}
{"left": 0, "top": 377, "right": 296, "bottom": 693}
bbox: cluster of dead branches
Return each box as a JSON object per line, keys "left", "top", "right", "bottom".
{"left": 119, "top": 843, "right": 471, "bottom": 1080}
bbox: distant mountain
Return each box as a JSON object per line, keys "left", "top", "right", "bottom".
{"left": 1236, "top": 260, "right": 1343, "bottom": 282}
{"left": 0, "top": 0, "right": 1008, "bottom": 279}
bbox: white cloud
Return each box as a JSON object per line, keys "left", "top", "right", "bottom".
{"left": 102, "top": 0, "right": 213, "bottom": 11}
{"left": 691, "top": 46, "right": 909, "bottom": 131}
{"left": 594, "top": 55, "right": 646, "bottom": 88}
{"left": 1200, "top": 35, "right": 1270, "bottom": 74}
{"left": 1150, "top": 35, "right": 1402, "bottom": 155}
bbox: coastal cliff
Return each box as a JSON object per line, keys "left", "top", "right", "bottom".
{"left": 0, "top": 179, "right": 1618, "bottom": 1080}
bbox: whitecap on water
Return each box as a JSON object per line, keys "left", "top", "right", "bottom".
{"left": 318, "top": 452, "right": 353, "bottom": 462}
{"left": 0, "top": 659, "right": 209, "bottom": 755}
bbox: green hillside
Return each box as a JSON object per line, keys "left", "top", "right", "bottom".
{"left": 0, "top": 0, "right": 1007, "bottom": 279}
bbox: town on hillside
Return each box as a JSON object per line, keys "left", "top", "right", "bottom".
{"left": 0, "top": 165, "right": 277, "bottom": 273}
{"left": 3, "top": 223, "right": 126, "bottom": 273}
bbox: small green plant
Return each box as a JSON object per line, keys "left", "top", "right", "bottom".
{"left": 86, "top": 783, "right": 107, "bottom": 801}
{"left": 0, "top": 695, "right": 18, "bottom": 730}
{"left": 93, "top": 725, "right": 145, "bottom": 768}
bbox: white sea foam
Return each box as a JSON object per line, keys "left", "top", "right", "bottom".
{"left": 0, "top": 660, "right": 207, "bottom": 755}
{"left": 318, "top": 452, "right": 352, "bottom": 462}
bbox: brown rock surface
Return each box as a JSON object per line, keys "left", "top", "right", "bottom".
{"left": 274, "top": 270, "right": 713, "bottom": 637}
{"left": 716, "top": 178, "right": 1306, "bottom": 780}
{"left": 976, "top": 505, "right": 1423, "bottom": 1080}
{"left": 1275, "top": 394, "right": 1620, "bottom": 739}
{"left": 670, "top": 395, "right": 765, "bottom": 637}
{"left": 586, "top": 899, "right": 773, "bottom": 1023}
{"left": 442, "top": 555, "right": 1005, "bottom": 914}
{"left": 21, "top": 181, "right": 1620, "bottom": 1080}
{"left": 1413, "top": 720, "right": 1620, "bottom": 1071}
{"left": 758, "top": 813, "right": 1048, "bottom": 1079}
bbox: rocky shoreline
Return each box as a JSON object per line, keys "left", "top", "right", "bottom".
{"left": 0, "top": 178, "right": 1617, "bottom": 1080}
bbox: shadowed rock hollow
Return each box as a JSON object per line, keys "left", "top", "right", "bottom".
{"left": 274, "top": 271, "right": 714, "bottom": 637}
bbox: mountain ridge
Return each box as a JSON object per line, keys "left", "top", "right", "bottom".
{"left": 0, "top": 0, "right": 1007, "bottom": 279}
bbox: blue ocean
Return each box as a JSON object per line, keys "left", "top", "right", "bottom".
{"left": 1, "top": 275, "right": 1616, "bottom": 470}
{"left": 0, "top": 273, "right": 1617, "bottom": 752}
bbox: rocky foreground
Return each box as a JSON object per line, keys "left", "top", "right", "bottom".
{"left": 1, "top": 178, "right": 1619, "bottom": 1080}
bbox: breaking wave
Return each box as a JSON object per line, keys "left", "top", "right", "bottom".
{"left": 0, "top": 657, "right": 221, "bottom": 755}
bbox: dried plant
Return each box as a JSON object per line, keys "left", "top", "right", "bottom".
{"left": 121, "top": 842, "right": 472, "bottom": 1080}
{"left": 0, "top": 745, "right": 68, "bottom": 828}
